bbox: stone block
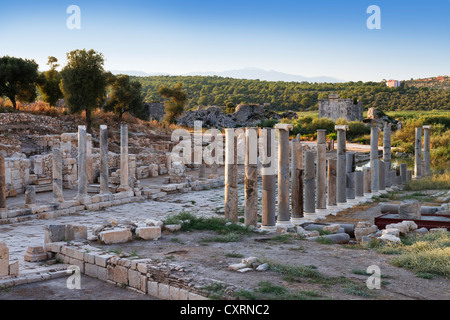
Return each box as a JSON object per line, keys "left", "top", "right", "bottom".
{"left": 0, "top": 242, "right": 9, "bottom": 277}
{"left": 97, "top": 266, "right": 107, "bottom": 281}
{"left": 85, "top": 263, "right": 98, "bottom": 278}
{"left": 136, "top": 227, "right": 161, "bottom": 240}
{"left": 98, "top": 229, "right": 132, "bottom": 244}
{"left": 158, "top": 283, "right": 170, "bottom": 300}
{"left": 128, "top": 269, "right": 141, "bottom": 289}
{"left": 169, "top": 286, "right": 180, "bottom": 300}
{"left": 65, "top": 224, "right": 88, "bottom": 241}
{"left": 148, "top": 281, "right": 158, "bottom": 297}
{"left": 44, "top": 224, "right": 66, "bottom": 243}
{"left": 114, "top": 265, "right": 128, "bottom": 285}
{"left": 354, "top": 226, "right": 378, "bottom": 242}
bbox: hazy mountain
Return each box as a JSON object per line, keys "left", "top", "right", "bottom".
{"left": 183, "top": 67, "right": 346, "bottom": 83}
{"left": 110, "top": 67, "right": 345, "bottom": 83}
{"left": 109, "top": 70, "right": 173, "bottom": 77}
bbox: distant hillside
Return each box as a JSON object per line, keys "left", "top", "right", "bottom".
{"left": 133, "top": 75, "right": 450, "bottom": 112}
{"left": 404, "top": 76, "right": 450, "bottom": 90}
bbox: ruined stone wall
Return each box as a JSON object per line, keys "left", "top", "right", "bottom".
{"left": 319, "top": 98, "right": 363, "bottom": 122}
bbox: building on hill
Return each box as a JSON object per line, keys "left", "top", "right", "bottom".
{"left": 318, "top": 94, "right": 363, "bottom": 122}
{"left": 386, "top": 80, "right": 401, "bottom": 87}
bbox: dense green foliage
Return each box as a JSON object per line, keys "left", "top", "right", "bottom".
{"left": 37, "top": 56, "right": 63, "bottom": 106}
{"left": 157, "top": 82, "right": 187, "bottom": 124}
{"left": 133, "top": 75, "right": 450, "bottom": 112}
{"left": 60, "top": 49, "right": 108, "bottom": 133}
{"left": 105, "top": 74, "right": 145, "bottom": 120}
{"left": 0, "top": 56, "right": 39, "bottom": 109}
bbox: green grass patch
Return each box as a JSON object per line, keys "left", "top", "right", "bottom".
{"left": 199, "top": 232, "right": 243, "bottom": 243}
{"left": 225, "top": 252, "right": 244, "bottom": 258}
{"left": 235, "top": 281, "right": 323, "bottom": 300}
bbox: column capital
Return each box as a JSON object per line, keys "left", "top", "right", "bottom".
{"left": 335, "top": 125, "right": 348, "bottom": 131}
{"left": 422, "top": 125, "right": 432, "bottom": 130}
{"left": 275, "top": 123, "right": 293, "bottom": 131}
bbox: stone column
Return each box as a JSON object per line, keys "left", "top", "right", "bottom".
{"left": 77, "top": 125, "right": 88, "bottom": 198}
{"left": 304, "top": 151, "right": 316, "bottom": 218}
{"left": 0, "top": 156, "right": 6, "bottom": 211}
{"left": 414, "top": 127, "right": 422, "bottom": 178}
{"left": 99, "top": 125, "right": 110, "bottom": 194}
{"left": 363, "top": 167, "right": 371, "bottom": 195}
{"left": 291, "top": 135, "right": 304, "bottom": 224}
{"left": 383, "top": 122, "right": 392, "bottom": 187}
{"left": 275, "top": 124, "right": 293, "bottom": 226}
{"left": 355, "top": 171, "right": 364, "bottom": 198}
{"left": 423, "top": 125, "right": 431, "bottom": 176}
{"left": 335, "top": 125, "right": 348, "bottom": 204}
{"left": 260, "top": 128, "right": 276, "bottom": 231}
{"left": 244, "top": 127, "right": 258, "bottom": 227}
{"left": 52, "top": 148, "right": 64, "bottom": 202}
{"left": 327, "top": 159, "right": 337, "bottom": 206}
{"left": 118, "top": 124, "right": 131, "bottom": 191}
{"left": 379, "top": 160, "right": 386, "bottom": 191}
{"left": 224, "top": 129, "right": 238, "bottom": 223}
{"left": 400, "top": 163, "right": 407, "bottom": 185}
{"left": 370, "top": 126, "right": 379, "bottom": 193}
{"left": 316, "top": 129, "right": 327, "bottom": 210}
{"left": 346, "top": 152, "right": 356, "bottom": 200}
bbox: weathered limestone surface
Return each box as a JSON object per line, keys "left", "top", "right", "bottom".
{"left": 355, "top": 171, "right": 364, "bottom": 197}
{"left": 136, "top": 227, "right": 161, "bottom": 240}
{"left": 0, "top": 242, "right": 9, "bottom": 276}
{"left": 398, "top": 200, "right": 421, "bottom": 220}
{"left": 423, "top": 126, "right": 431, "bottom": 176}
{"left": 346, "top": 152, "right": 355, "bottom": 199}
{"left": 52, "top": 148, "right": 64, "bottom": 202}
{"left": 119, "top": 124, "right": 131, "bottom": 191}
{"left": 276, "top": 124, "right": 293, "bottom": 224}
{"left": 327, "top": 159, "right": 337, "bottom": 206}
{"left": 291, "top": 136, "right": 304, "bottom": 220}
{"left": 0, "top": 156, "right": 6, "bottom": 209}
{"left": 244, "top": 127, "right": 258, "bottom": 227}
{"left": 304, "top": 151, "right": 316, "bottom": 215}
{"left": 335, "top": 125, "right": 348, "bottom": 203}
{"left": 77, "top": 126, "right": 88, "bottom": 197}
{"left": 414, "top": 127, "right": 422, "bottom": 178}
{"left": 261, "top": 128, "right": 276, "bottom": 229}
{"left": 99, "top": 125, "right": 110, "bottom": 194}
{"left": 316, "top": 130, "right": 327, "bottom": 209}
{"left": 99, "top": 229, "right": 132, "bottom": 244}
{"left": 224, "top": 129, "right": 238, "bottom": 223}
{"left": 370, "top": 126, "right": 379, "bottom": 192}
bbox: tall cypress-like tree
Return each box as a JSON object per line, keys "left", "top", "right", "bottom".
{"left": 60, "top": 49, "right": 107, "bottom": 133}
{"left": 37, "top": 56, "right": 63, "bottom": 107}
{"left": 158, "top": 82, "right": 187, "bottom": 124}
{"left": 0, "top": 56, "right": 39, "bottom": 109}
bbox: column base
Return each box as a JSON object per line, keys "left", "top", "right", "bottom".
{"left": 378, "top": 189, "right": 387, "bottom": 194}
{"left": 337, "top": 202, "right": 352, "bottom": 209}
{"left": 290, "top": 217, "right": 305, "bottom": 225}
{"left": 259, "top": 225, "right": 277, "bottom": 233}
{"left": 276, "top": 220, "right": 294, "bottom": 228}
{"left": 117, "top": 185, "right": 132, "bottom": 192}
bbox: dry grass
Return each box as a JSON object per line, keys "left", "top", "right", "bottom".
{"left": 405, "top": 171, "right": 450, "bottom": 191}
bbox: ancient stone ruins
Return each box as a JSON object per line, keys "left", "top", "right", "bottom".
{"left": 0, "top": 120, "right": 442, "bottom": 299}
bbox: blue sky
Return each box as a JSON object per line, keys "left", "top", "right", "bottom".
{"left": 0, "top": 0, "right": 448, "bottom": 81}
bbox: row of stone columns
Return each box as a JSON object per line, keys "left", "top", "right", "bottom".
{"left": 224, "top": 122, "right": 425, "bottom": 229}
{"left": 415, "top": 125, "right": 432, "bottom": 178}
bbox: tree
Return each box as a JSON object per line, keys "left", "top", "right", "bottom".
{"left": 0, "top": 56, "right": 39, "bottom": 109}
{"left": 158, "top": 82, "right": 187, "bottom": 124}
{"left": 197, "top": 95, "right": 209, "bottom": 107}
{"left": 60, "top": 49, "right": 107, "bottom": 133}
{"left": 226, "top": 102, "right": 236, "bottom": 114}
{"left": 37, "top": 56, "right": 63, "bottom": 106}
{"left": 105, "top": 74, "right": 144, "bottom": 121}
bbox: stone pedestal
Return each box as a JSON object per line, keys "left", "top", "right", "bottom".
{"left": 25, "top": 186, "right": 36, "bottom": 209}
{"left": 346, "top": 152, "right": 356, "bottom": 200}
{"left": 363, "top": 167, "right": 371, "bottom": 195}
{"left": 383, "top": 122, "right": 392, "bottom": 187}
{"left": 355, "top": 171, "right": 364, "bottom": 198}
{"left": 400, "top": 163, "right": 407, "bottom": 185}
{"left": 379, "top": 160, "right": 386, "bottom": 191}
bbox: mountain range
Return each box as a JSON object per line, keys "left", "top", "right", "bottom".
{"left": 110, "top": 67, "right": 346, "bottom": 83}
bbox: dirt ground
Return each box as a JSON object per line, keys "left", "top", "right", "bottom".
{"left": 92, "top": 206, "right": 450, "bottom": 301}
